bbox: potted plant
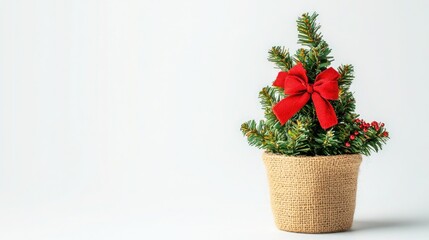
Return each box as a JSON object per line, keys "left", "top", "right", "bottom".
{"left": 240, "top": 12, "right": 389, "bottom": 233}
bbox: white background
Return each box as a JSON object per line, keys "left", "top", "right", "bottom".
{"left": 1, "top": 0, "right": 429, "bottom": 239}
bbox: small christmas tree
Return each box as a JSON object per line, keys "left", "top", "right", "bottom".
{"left": 241, "top": 12, "right": 389, "bottom": 156}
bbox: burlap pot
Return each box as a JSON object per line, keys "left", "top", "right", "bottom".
{"left": 262, "top": 152, "right": 362, "bottom": 233}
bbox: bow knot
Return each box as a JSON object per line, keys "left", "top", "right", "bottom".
{"left": 306, "top": 84, "right": 314, "bottom": 94}
{"left": 272, "top": 63, "right": 340, "bottom": 129}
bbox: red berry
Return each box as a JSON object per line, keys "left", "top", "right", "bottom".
{"left": 350, "top": 135, "right": 355, "bottom": 140}
{"left": 383, "top": 131, "right": 389, "bottom": 137}
{"left": 354, "top": 131, "right": 359, "bottom": 135}
{"left": 363, "top": 128, "right": 368, "bottom": 132}
{"left": 345, "top": 142, "right": 351, "bottom": 147}
{"left": 381, "top": 123, "right": 385, "bottom": 127}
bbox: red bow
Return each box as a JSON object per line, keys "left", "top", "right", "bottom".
{"left": 272, "top": 63, "right": 340, "bottom": 129}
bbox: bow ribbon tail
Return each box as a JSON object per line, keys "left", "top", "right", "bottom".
{"left": 273, "top": 93, "right": 310, "bottom": 125}
{"left": 312, "top": 92, "right": 338, "bottom": 129}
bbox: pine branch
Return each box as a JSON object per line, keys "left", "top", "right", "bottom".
{"left": 314, "top": 130, "right": 340, "bottom": 155}
{"left": 309, "top": 40, "right": 333, "bottom": 69}
{"left": 294, "top": 43, "right": 333, "bottom": 81}
{"left": 337, "top": 65, "right": 355, "bottom": 91}
{"left": 268, "top": 46, "right": 293, "bottom": 71}
{"left": 295, "top": 13, "right": 333, "bottom": 77}
{"left": 259, "top": 86, "right": 283, "bottom": 126}
{"left": 332, "top": 91, "right": 356, "bottom": 122}
{"left": 294, "top": 48, "right": 308, "bottom": 66}
{"left": 343, "top": 120, "right": 389, "bottom": 155}
{"left": 306, "top": 41, "right": 334, "bottom": 80}
{"left": 282, "top": 117, "right": 314, "bottom": 155}
{"left": 259, "top": 86, "right": 281, "bottom": 107}
{"left": 240, "top": 120, "right": 280, "bottom": 152}
{"left": 359, "top": 126, "right": 389, "bottom": 156}
{"left": 297, "top": 12, "right": 322, "bottom": 48}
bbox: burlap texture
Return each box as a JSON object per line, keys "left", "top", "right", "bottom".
{"left": 262, "top": 152, "right": 362, "bottom": 233}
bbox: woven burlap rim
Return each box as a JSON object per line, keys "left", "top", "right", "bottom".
{"left": 263, "top": 151, "right": 362, "bottom": 161}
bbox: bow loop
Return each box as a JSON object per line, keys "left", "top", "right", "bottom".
{"left": 313, "top": 67, "right": 340, "bottom": 100}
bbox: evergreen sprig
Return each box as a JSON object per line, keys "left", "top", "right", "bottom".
{"left": 268, "top": 46, "right": 293, "bottom": 71}
{"left": 259, "top": 86, "right": 283, "bottom": 126}
{"left": 297, "top": 12, "right": 322, "bottom": 48}
{"left": 296, "top": 13, "right": 334, "bottom": 80}
{"left": 240, "top": 12, "right": 389, "bottom": 156}
{"left": 337, "top": 65, "right": 354, "bottom": 91}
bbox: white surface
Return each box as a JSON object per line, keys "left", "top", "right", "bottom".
{"left": 1, "top": 0, "right": 429, "bottom": 239}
